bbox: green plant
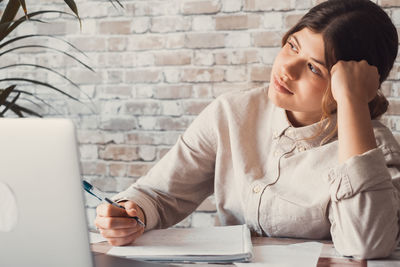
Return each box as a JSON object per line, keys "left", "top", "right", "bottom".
{"left": 0, "top": 0, "right": 122, "bottom": 117}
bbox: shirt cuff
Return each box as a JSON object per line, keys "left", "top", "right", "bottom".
{"left": 112, "top": 186, "right": 160, "bottom": 231}
{"left": 326, "top": 148, "right": 392, "bottom": 202}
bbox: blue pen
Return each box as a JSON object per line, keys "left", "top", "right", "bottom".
{"left": 82, "top": 180, "right": 145, "bottom": 227}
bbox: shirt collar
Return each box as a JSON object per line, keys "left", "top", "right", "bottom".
{"left": 271, "top": 104, "right": 337, "bottom": 146}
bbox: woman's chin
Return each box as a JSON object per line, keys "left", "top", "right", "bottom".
{"left": 267, "top": 86, "right": 287, "bottom": 109}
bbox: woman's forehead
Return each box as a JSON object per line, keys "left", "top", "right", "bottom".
{"left": 291, "top": 28, "right": 326, "bottom": 68}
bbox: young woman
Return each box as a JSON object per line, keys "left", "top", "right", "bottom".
{"left": 95, "top": 0, "right": 400, "bottom": 259}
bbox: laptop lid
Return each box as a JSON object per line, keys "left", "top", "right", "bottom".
{"left": 0, "top": 118, "right": 93, "bottom": 267}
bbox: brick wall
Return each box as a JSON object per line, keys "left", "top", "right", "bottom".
{"left": 2, "top": 0, "right": 400, "bottom": 229}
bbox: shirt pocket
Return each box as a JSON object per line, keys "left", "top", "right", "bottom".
{"left": 259, "top": 190, "right": 330, "bottom": 239}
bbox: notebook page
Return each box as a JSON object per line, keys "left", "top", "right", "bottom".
{"left": 108, "top": 225, "right": 252, "bottom": 258}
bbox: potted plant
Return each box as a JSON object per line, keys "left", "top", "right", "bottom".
{"left": 0, "top": 0, "right": 121, "bottom": 117}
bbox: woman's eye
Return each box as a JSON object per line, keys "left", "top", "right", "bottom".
{"left": 287, "top": 41, "right": 298, "bottom": 52}
{"left": 308, "top": 63, "right": 320, "bottom": 75}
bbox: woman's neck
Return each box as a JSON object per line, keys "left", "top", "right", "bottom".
{"left": 286, "top": 110, "right": 322, "bottom": 127}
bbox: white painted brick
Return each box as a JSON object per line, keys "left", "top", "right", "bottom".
{"left": 78, "top": 2, "right": 109, "bottom": 18}
{"left": 261, "top": 47, "right": 280, "bottom": 64}
{"left": 79, "top": 144, "right": 99, "bottom": 160}
{"left": 162, "top": 100, "right": 183, "bottom": 116}
{"left": 138, "top": 146, "right": 157, "bottom": 161}
{"left": 135, "top": 85, "right": 155, "bottom": 98}
{"left": 100, "top": 101, "right": 124, "bottom": 114}
{"left": 225, "top": 67, "right": 247, "bottom": 82}
{"left": 221, "top": 0, "right": 242, "bottom": 12}
{"left": 295, "top": 0, "right": 313, "bottom": 9}
{"left": 80, "top": 19, "right": 97, "bottom": 35}
{"left": 225, "top": 32, "right": 251, "bottom": 47}
{"left": 151, "top": 16, "right": 191, "bottom": 33}
{"left": 136, "top": 52, "right": 155, "bottom": 67}
{"left": 165, "top": 33, "right": 185, "bottom": 48}
{"left": 393, "top": 9, "right": 400, "bottom": 25}
{"left": 263, "top": 12, "right": 283, "bottom": 29}
{"left": 100, "top": 117, "right": 137, "bottom": 131}
{"left": 77, "top": 116, "right": 101, "bottom": 130}
{"left": 132, "top": 17, "right": 151, "bottom": 33}
{"left": 122, "top": 53, "right": 137, "bottom": 67}
{"left": 194, "top": 50, "right": 215, "bottom": 66}
{"left": 152, "top": 1, "right": 180, "bottom": 15}
{"left": 80, "top": 85, "right": 96, "bottom": 99}
{"left": 192, "top": 16, "right": 214, "bottom": 31}
{"left": 138, "top": 116, "right": 158, "bottom": 130}
{"left": 102, "top": 132, "right": 125, "bottom": 144}
{"left": 16, "top": 21, "right": 38, "bottom": 36}
{"left": 164, "top": 69, "right": 183, "bottom": 83}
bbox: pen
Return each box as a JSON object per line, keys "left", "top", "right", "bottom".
{"left": 82, "top": 180, "right": 145, "bottom": 227}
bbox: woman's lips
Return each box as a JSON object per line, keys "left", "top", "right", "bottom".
{"left": 273, "top": 75, "right": 293, "bottom": 95}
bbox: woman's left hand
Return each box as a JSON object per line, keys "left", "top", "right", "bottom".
{"left": 330, "top": 60, "right": 380, "bottom": 105}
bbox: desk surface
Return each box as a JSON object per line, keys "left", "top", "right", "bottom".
{"left": 91, "top": 236, "right": 370, "bottom": 266}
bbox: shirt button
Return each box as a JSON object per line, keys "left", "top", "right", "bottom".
{"left": 272, "top": 131, "right": 279, "bottom": 139}
{"left": 274, "top": 150, "right": 280, "bottom": 157}
{"left": 253, "top": 185, "right": 262, "bottom": 193}
{"left": 297, "top": 145, "right": 306, "bottom": 152}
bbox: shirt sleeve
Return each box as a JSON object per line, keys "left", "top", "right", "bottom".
{"left": 326, "top": 145, "right": 400, "bottom": 259}
{"left": 112, "top": 98, "right": 219, "bottom": 231}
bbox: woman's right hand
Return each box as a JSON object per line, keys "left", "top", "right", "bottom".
{"left": 95, "top": 200, "right": 145, "bottom": 246}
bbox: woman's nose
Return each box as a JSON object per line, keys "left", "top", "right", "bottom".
{"left": 280, "top": 60, "right": 300, "bottom": 81}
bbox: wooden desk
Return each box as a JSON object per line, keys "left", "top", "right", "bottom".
{"left": 92, "top": 236, "right": 370, "bottom": 266}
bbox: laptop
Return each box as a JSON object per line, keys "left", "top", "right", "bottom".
{"left": 0, "top": 118, "right": 165, "bottom": 267}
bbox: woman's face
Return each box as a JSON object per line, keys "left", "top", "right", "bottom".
{"left": 268, "top": 27, "right": 330, "bottom": 127}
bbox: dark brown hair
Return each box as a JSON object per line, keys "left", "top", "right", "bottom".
{"left": 282, "top": 0, "right": 398, "bottom": 142}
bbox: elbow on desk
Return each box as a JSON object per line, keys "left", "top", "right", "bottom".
{"left": 334, "top": 233, "right": 399, "bottom": 260}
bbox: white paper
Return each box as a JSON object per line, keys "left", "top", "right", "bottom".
{"left": 235, "top": 242, "right": 322, "bottom": 267}
{"left": 107, "top": 225, "right": 252, "bottom": 262}
{"left": 89, "top": 232, "right": 107, "bottom": 244}
{"left": 368, "top": 246, "right": 400, "bottom": 267}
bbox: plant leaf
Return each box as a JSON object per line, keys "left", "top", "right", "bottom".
{"left": 0, "top": 64, "right": 95, "bottom": 112}
{"left": 0, "top": 78, "right": 80, "bottom": 102}
{"left": 0, "top": 0, "right": 21, "bottom": 35}
{"left": 0, "top": 84, "right": 16, "bottom": 106}
{"left": 8, "top": 105, "right": 24, "bottom": 117}
{"left": 63, "top": 0, "right": 78, "bottom": 17}
{"left": 109, "top": 0, "right": 123, "bottom": 8}
{"left": 0, "top": 91, "right": 20, "bottom": 116}
{"left": 6, "top": 101, "right": 43, "bottom": 117}
{"left": 12, "top": 89, "right": 62, "bottom": 115}
{"left": 0, "top": 34, "right": 88, "bottom": 58}
{"left": 0, "top": 64, "right": 80, "bottom": 89}
{"left": 10, "top": 105, "right": 43, "bottom": 118}
{"left": 17, "top": 0, "right": 27, "bottom": 17}
{"left": 0, "top": 10, "right": 77, "bottom": 41}
{"left": 63, "top": 0, "right": 82, "bottom": 30}
{"left": 0, "top": 45, "right": 94, "bottom": 72}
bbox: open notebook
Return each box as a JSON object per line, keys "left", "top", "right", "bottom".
{"left": 107, "top": 224, "right": 253, "bottom": 263}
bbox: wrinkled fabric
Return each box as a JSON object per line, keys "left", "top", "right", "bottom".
{"left": 113, "top": 87, "right": 400, "bottom": 259}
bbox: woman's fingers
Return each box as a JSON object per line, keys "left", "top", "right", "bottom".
{"left": 96, "top": 203, "right": 127, "bottom": 217}
{"left": 94, "top": 201, "right": 146, "bottom": 245}
{"left": 99, "top": 227, "right": 139, "bottom": 238}
{"left": 95, "top": 215, "right": 138, "bottom": 229}
{"left": 104, "top": 227, "right": 145, "bottom": 246}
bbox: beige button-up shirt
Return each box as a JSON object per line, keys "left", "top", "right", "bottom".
{"left": 113, "top": 87, "right": 400, "bottom": 259}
